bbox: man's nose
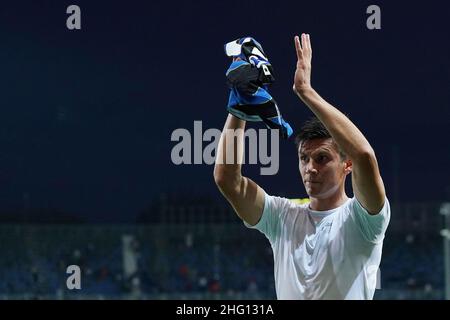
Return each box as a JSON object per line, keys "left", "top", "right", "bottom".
{"left": 305, "top": 160, "right": 318, "bottom": 174}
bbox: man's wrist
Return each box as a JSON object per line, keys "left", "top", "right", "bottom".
{"left": 228, "top": 113, "right": 246, "bottom": 126}
{"left": 294, "top": 85, "right": 315, "bottom": 100}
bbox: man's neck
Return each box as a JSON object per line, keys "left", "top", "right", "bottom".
{"left": 308, "top": 192, "right": 350, "bottom": 211}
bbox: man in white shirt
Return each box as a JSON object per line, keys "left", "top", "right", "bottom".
{"left": 214, "top": 34, "right": 390, "bottom": 299}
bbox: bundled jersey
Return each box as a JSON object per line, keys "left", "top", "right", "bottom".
{"left": 224, "top": 37, "right": 293, "bottom": 139}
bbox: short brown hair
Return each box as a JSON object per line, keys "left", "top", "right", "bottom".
{"left": 295, "top": 116, "right": 346, "bottom": 160}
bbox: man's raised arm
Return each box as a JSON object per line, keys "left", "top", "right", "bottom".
{"left": 213, "top": 114, "right": 266, "bottom": 225}
{"left": 293, "top": 33, "right": 385, "bottom": 214}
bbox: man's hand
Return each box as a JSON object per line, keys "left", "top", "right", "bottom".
{"left": 293, "top": 34, "right": 312, "bottom": 96}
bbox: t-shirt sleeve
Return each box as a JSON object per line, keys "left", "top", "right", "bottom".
{"left": 349, "top": 196, "right": 391, "bottom": 244}
{"left": 244, "top": 192, "right": 292, "bottom": 244}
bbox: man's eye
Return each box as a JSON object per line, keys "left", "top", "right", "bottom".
{"left": 317, "top": 155, "right": 327, "bottom": 162}
{"left": 300, "top": 156, "right": 307, "bottom": 161}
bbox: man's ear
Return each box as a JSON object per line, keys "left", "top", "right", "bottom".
{"left": 343, "top": 159, "right": 352, "bottom": 176}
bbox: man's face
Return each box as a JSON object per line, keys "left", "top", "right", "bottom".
{"left": 298, "top": 138, "right": 351, "bottom": 199}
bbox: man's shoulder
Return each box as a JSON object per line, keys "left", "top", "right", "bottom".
{"left": 348, "top": 196, "right": 391, "bottom": 217}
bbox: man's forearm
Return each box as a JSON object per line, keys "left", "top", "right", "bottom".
{"left": 214, "top": 114, "right": 246, "bottom": 188}
{"left": 296, "top": 87, "right": 374, "bottom": 159}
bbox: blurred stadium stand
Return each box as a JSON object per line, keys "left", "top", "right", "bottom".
{"left": 0, "top": 198, "right": 446, "bottom": 300}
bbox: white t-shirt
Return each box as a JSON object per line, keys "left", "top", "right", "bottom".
{"left": 245, "top": 193, "right": 390, "bottom": 300}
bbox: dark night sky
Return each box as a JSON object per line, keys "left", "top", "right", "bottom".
{"left": 0, "top": 1, "right": 449, "bottom": 222}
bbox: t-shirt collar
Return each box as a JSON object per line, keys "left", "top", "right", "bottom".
{"left": 308, "top": 198, "right": 351, "bottom": 219}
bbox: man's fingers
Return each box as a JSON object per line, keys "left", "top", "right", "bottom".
{"left": 299, "top": 33, "right": 312, "bottom": 53}
{"left": 294, "top": 35, "right": 303, "bottom": 60}
{"left": 305, "top": 34, "right": 310, "bottom": 51}
{"left": 295, "top": 33, "right": 312, "bottom": 60}
{"left": 307, "top": 34, "right": 312, "bottom": 52}
{"left": 301, "top": 33, "right": 307, "bottom": 52}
